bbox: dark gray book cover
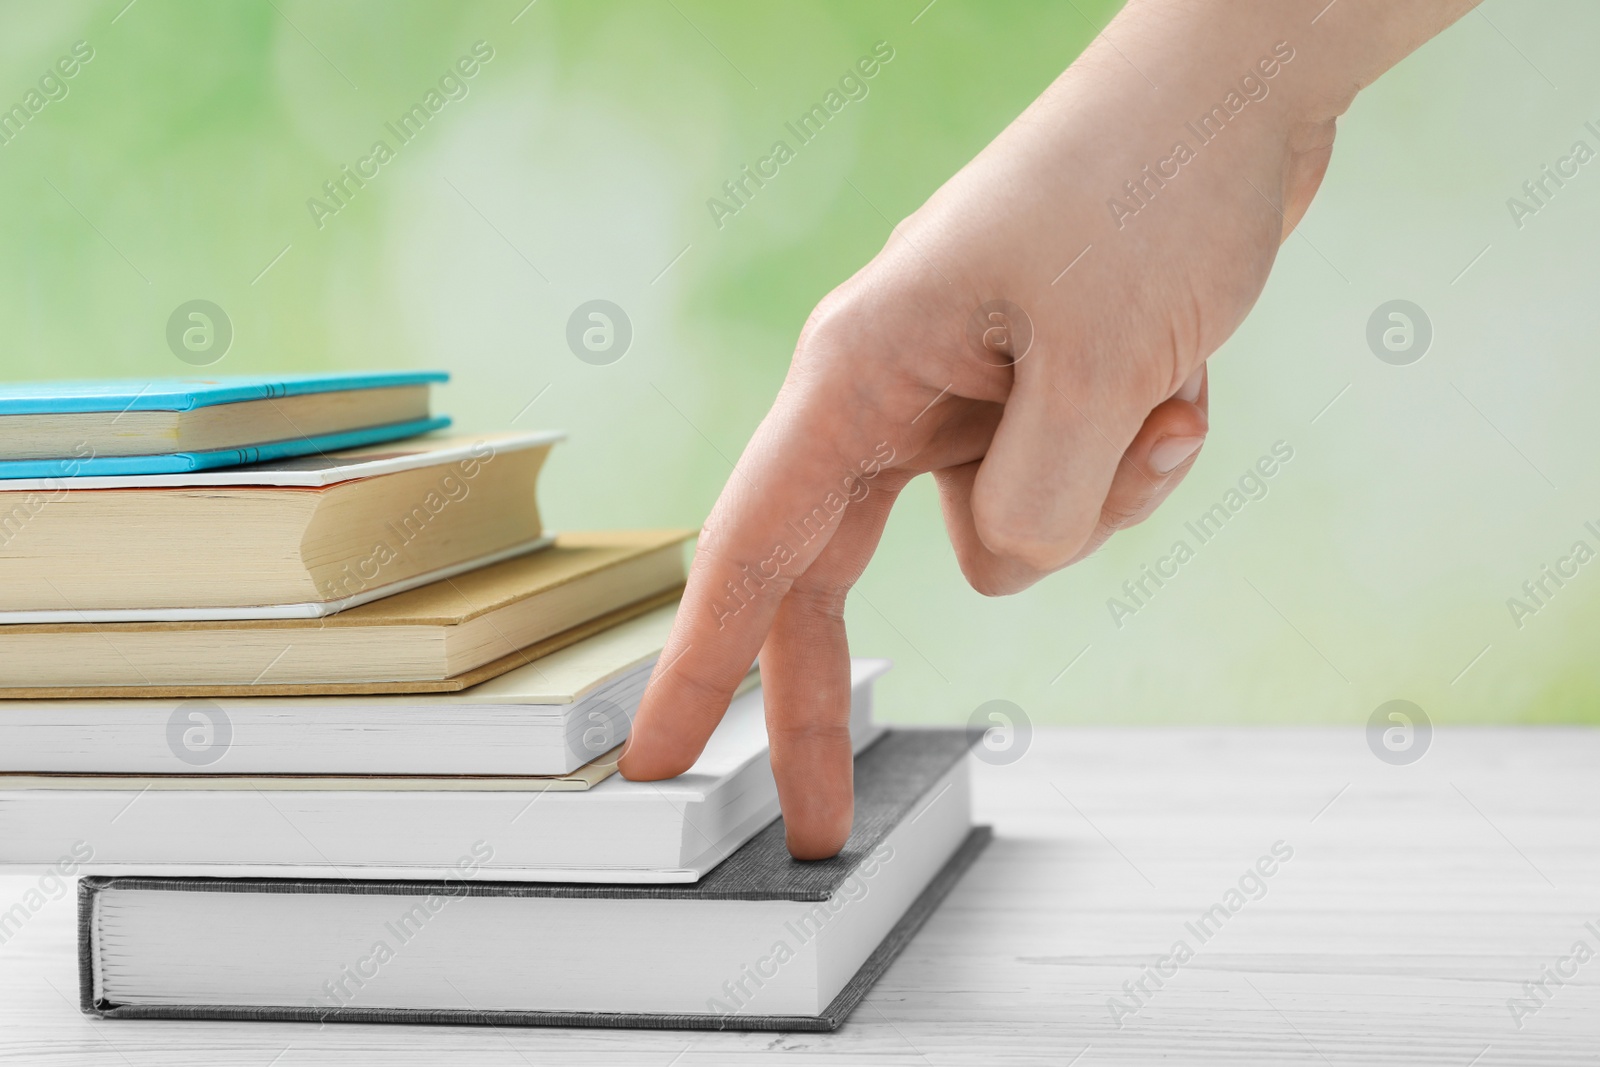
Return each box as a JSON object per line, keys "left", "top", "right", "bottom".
{"left": 79, "top": 729, "right": 990, "bottom": 1031}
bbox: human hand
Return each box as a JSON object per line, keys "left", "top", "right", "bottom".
{"left": 619, "top": 0, "right": 1479, "bottom": 857}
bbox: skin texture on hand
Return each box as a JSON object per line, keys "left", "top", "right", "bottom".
{"left": 619, "top": 0, "right": 1481, "bottom": 859}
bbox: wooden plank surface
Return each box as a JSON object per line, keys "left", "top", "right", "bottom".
{"left": 1, "top": 728, "right": 1595, "bottom": 1064}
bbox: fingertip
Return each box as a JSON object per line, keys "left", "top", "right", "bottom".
{"left": 616, "top": 752, "right": 671, "bottom": 782}
{"left": 1174, "top": 364, "right": 1205, "bottom": 404}
{"left": 616, "top": 720, "right": 699, "bottom": 781}
{"left": 615, "top": 712, "right": 687, "bottom": 783}
{"left": 1133, "top": 393, "right": 1209, "bottom": 477}
{"left": 784, "top": 810, "right": 853, "bottom": 860}
{"left": 619, "top": 643, "right": 750, "bottom": 783}
{"left": 1085, "top": 390, "right": 1213, "bottom": 548}
{"left": 1148, "top": 434, "right": 1205, "bottom": 476}
{"left": 1132, "top": 390, "right": 1203, "bottom": 476}
{"left": 768, "top": 727, "right": 856, "bottom": 860}
{"left": 617, "top": 761, "right": 687, "bottom": 782}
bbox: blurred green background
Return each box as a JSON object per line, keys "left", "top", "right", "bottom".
{"left": 3, "top": 1, "right": 1596, "bottom": 727}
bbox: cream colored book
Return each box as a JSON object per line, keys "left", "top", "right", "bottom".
{"left": 0, "top": 432, "right": 558, "bottom": 614}
{"left": 0, "top": 530, "right": 692, "bottom": 695}
{"left": 0, "top": 602, "right": 722, "bottom": 776}
{"left": 0, "top": 751, "right": 626, "bottom": 791}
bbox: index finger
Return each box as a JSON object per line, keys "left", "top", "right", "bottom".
{"left": 618, "top": 381, "right": 898, "bottom": 780}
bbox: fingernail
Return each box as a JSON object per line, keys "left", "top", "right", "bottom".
{"left": 1174, "top": 366, "right": 1204, "bottom": 403}
{"left": 1149, "top": 435, "right": 1204, "bottom": 474}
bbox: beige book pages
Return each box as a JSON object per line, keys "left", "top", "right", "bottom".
{"left": 0, "top": 532, "right": 695, "bottom": 697}
{"left": 0, "top": 444, "right": 552, "bottom": 611}
{"left": 0, "top": 747, "right": 621, "bottom": 791}
{"left": 0, "top": 384, "right": 432, "bottom": 459}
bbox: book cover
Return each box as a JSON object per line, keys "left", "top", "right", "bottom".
{"left": 0, "top": 416, "right": 453, "bottom": 479}
{"left": 0, "top": 531, "right": 693, "bottom": 697}
{"left": 77, "top": 730, "right": 990, "bottom": 1031}
{"left": 0, "top": 430, "right": 564, "bottom": 492}
{"left": 0, "top": 372, "right": 449, "bottom": 415}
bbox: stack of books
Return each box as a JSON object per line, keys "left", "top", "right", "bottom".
{"left": 0, "top": 372, "right": 987, "bottom": 1030}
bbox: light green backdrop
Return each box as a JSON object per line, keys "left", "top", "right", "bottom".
{"left": 3, "top": 2, "right": 1595, "bottom": 726}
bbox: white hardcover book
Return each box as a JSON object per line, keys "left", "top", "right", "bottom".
{"left": 78, "top": 730, "right": 985, "bottom": 1031}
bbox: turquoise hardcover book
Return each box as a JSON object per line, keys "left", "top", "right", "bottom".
{"left": 0, "top": 372, "right": 450, "bottom": 478}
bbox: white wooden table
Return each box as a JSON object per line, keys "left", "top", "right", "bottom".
{"left": 2, "top": 729, "right": 1596, "bottom": 1065}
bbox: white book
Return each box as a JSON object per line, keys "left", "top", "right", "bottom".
{"left": 0, "top": 660, "right": 889, "bottom": 884}
{"left": 78, "top": 730, "right": 983, "bottom": 1030}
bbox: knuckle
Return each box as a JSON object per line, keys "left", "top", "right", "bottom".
{"left": 784, "top": 578, "right": 850, "bottom": 621}
{"left": 966, "top": 569, "right": 1017, "bottom": 598}
{"left": 654, "top": 653, "right": 755, "bottom": 719}
{"left": 1113, "top": 506, "right": 1155, "bottom": 532}
{"left": 767, "top": 718, "right": 854, "bottom": 750}
{"left": 795, "top": 283, "right": 869, "bottom": 361}
{"left": 955, "top": 547, "right": 1046, "bottom": 598}
{"left": 972, "top": 517, "right": 1077, "bottom": 575}
{"left": 672, "top": 667, "right": 734, "bottom": 708}
{"left": 1100, "top": 490, "right": 1152, "bottom": 534}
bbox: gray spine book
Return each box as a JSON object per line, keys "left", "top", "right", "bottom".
{"left": 79, "top": 729, "right": 990, "bottom": 1031}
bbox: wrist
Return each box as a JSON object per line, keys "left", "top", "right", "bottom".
{"left": 1111, "top": 0, "right": 1477, "bottom": 128}
{"left": 1105, "top": 0, "right": 1335, "bottom": 132}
